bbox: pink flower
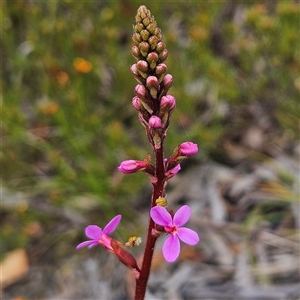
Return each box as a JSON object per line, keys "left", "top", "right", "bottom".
{"left": 178, "top": 142, "right": 198, "bottom": 156}
{"left": 149, "top": 115, "right": 162, "bottom": 128}
{"left": 76, "top": 215, "right": 122, "bottom": 251}
{"left": 150, "top": 205, "right": 199, "bottom": 262}
{"left": 118, "top": 160, "right": 147, "bottom": 174}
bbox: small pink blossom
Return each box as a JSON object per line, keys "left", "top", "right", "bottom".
{"left": 149, "top": 116, "right": 162, "bottom": 128}
{"left": 150, "top": 205, "right": 199, "bottom": 262}
{"left": 178, "top": 142, "right": 198, "bottom": 156}
{"left": 76, "top": 215, "right": 122, "bottom": 251}
{"left": 118, "top": 160, "right": 147, "bottom": 174}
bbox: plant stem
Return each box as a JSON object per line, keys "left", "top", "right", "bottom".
{"left": 134, "top": 142, "right": 166, "bottom": 300}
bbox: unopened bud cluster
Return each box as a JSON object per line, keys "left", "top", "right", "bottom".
{"left": 130, "top": 5, "right": 175, "bottom": 150}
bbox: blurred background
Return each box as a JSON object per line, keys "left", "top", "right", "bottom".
{"left": 1, "top": 0, "right": 299, "bottom": 299}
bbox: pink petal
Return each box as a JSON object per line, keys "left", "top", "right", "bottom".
{"left": 150, "top": 206, "right": 172, "bottom": 226}
{"left": 173, "top": 205, "right": 191, "bottom": 227}
{"left": 103, "top": 215, "right": 122, "bottom": 235}
{"left": 177, "top": 227, "right": 199, "bottom": 245}
{"left": 162, "top": 234, "right": 180, "bottom": 263}
{"left": 76, "top": 240, "right": 94, "bottom": 249}
{"left": 87, "top": 242, "right": 99, "bottom": 249}
{"left": 85, "top": 225, "right": 102, "bottom": 239}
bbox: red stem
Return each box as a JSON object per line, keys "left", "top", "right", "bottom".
{"left": 134, "top": 141, "right": 166, "bottom": 300}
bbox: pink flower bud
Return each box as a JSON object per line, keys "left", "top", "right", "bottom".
{"left": 146, "top": 52, "right": 159, "bottom": 69}
{"left": 134, "top": 84, "right": 147, "bottom": 98}
{"left": 149, "top": 116, "right": 162, "bottom": 128}
{"left": 131, "top": 46, "right": 140, "bottom": 59}
{"left": 159, "top": 49, "right": 168, "bottom": 61}
{"left": 155, "top": 64, "right": 168, "bottom": 83}
{"left": 146, "top": 76, "right": 159, "bottom": 98}
{"left": 162, "top": 74, "right": 174, "bottom": 88}
{"left": 139, "top": 41, "right": 150, "bottom": 57}
{"left": 160, "top": 95, "right": 176, "bottom": 111}
{"left": 118, "top": 160, "right": 147, "bottom": 174}
{"left": 155, "top": 41, "right": 166, "bottom": 53}
{"left": 148, "top": 35, "right": 159, "bottom": 50}
{"left": 146, "top": 76, "right": 159, "bottom": 89}
{"left": 130, "top": 64, "right": 139, "bottom": 77}
{"left": 178, "top": 142, "right": 198, "bottom": 156}
{"left": 136, "top": 60, "right": 148, "bottom": 72}
{"left": 155, "top": 64, "right": 167, "bottom": 76}
{"left": 132, "top": 96, "right": 141, "bottom": 110}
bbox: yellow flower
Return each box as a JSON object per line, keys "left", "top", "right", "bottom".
{"left": 73, "top": 57, "right": 93, "bottom": 73}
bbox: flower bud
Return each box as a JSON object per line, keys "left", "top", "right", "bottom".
{"left": 136, "top": 60, "right": 149, "bottom": 78}
{"left": 160, "top": 74, "right": 174, "bottom": 96}
{"left": 160, "top": 95, "right": 176, "bottom": 112}
{"left": 134, "top": 85, "right": 153, "bottom": 113}
{"left": 149, "top": 115, "right": 162, "bottom": 128}
{"left": 148, "top": 35, "right": 159, "bottom": 50}
{"left": 146, "top": 23, "right": 156, "bottom": 35}
{"left": 134, "top": 84, "right": 147, "bottom": 99}
{"left": 146, "top": 76, "right": 159, "bottom": 98}
{"left": 132, "top": 96, "right": 142, "bottom": 111}
{"left": 132, "top": 33, "right": 142, "bottom": 44}
{"left": 134, "top": 23, "right": 144, "bottom": 33}
{"left": 178, "top": 142, "right": 198, "bottom": 156}
{"left": 131, "top": 46, "right": 140, "bottom": 60}
{"left": 155, "top": 63, "right": 167, "bottom": 82}
{"left": 142, "top": 16, "right": 151, "bottom": 27}
{"left": 159, "top": 49, "right": 168, "bottom": 61}
{"left": 146, "top": 52, "right": 159, "bottom": 69}
{"left": 156, "top": 41, "right": 166, "bottom": 53}
{"left": 154, "top": 27, "right": 162, "bottom": 39}
{"left": 130, "top": 65, "right": 143, "bottom": 84}
{"left": 140, "top": 29, "right": 150, "bottom": 41}
{"left": 139, "top": 41, "right": 150, "bottom": 57}
{"left": 118, "top": 159, "right": 148, "bottom": 174}
{"left": 163, "top": 74, "right": 174, "bottom": 88}
{"left": 130, "top": 64, "right": 141, "bottom": 79}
